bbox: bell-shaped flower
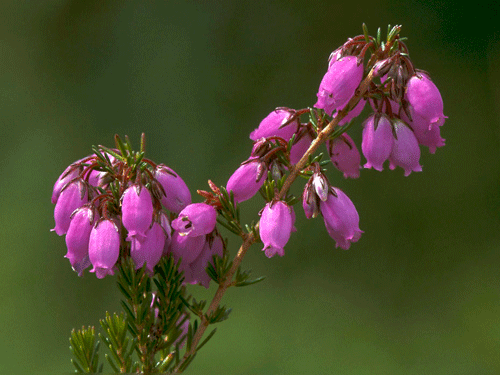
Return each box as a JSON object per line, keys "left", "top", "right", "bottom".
{"left": 190, "top": 235, "right": 224, "bottom": 288}
{"left": 171, "top": 203, "right": 217, "bottom": 237}
{"left": 406, "top": 73, "right": 447, "bottom": 130}
{"left": 327, "top": 133, "right": 361, "bottom": 178}
{"left": 361, "top": 114, "right": 394, "bottom": 171}
{"left": 52, "top": 180, "right": 88, "bottom": 235}
{"left": 389, "top": 119, "right": 422, "bottom": 176}
{"left": 312, "top": 173, "right": 329, "bottom": 202}
{"left": 168, "top": 231, "right": 205, "bottom": 264}
{"left": 289, "top": 128, "right": 314, "bottom": 165}
{"left": 122, "top": 185, "right": 153, "bottom": 240}
{"left": 155, "top": 165, "right": 192, "bottom": 214}
{"left": 249, "top": 108, "right": 299, "bottom": 142}
{"left": 260, "top": 201, "right": 293, "bottom": 258}
{"left": 226, "top": 159, "right": 266, "bottom": 203}
{"left": 65, "top": 206, "right": 95, "bottom": 275}
{"left": 338, "top": 99, "right": 366, "bottom": 126}
{"left": 302, "top": 185, "right": 320, "bottom": 219}
{"left": 320, "top": 187, "right": 362, "bottom": 250}
{"left": 315, "top": 56, "right": 364, "bottom": 116}
{"left": 89, "top": 219, "right": 120, "bottom": 279}
{"left": 130, "top": 221, "right": 166, "bottom": 273}
{"left": 52, "top": 165, "right": 79, "bottom": 204}
{"left": 401, "top": 111, "right": 445, "bottom": 154}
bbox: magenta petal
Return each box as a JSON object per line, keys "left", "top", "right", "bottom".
{"left": 171, "top": 203, "right": 217, "bottom": 237}
{"left": 260, "top": 201, "right": 293, "bottom": 258}
{"left": 89, "top": 219, "right": 120, "bottom": 279}
{"left": 169, "top": 232, "right": 205, "bottom": 264}
{"left": 320, "top": 188, "right": 362, "bottom": 250}
{"left": 289, "top": 130, "right": 314, "bottom": 165}
{"left": 315, "top": 56, "right": 364, "bottom": 116}
{"left": 52, "top": 180, "right": 88, "bottom": 236}
{"left": 361, "top": 114, "right": 394, "bottom": 171}
{"left": 130, "top": 222, "right": 165, "bottom": 273}
{"left": 65, "top": 206, "right": 95, "bottom": 273}
{"left": 389, "top": 119, "right": 422, "bottom": 176}
{"left": 327, "top": 134, "right": 361, "bottom": 179}
{"left": 190, "top": 235, "right": 224, "bottom": 288}
{"left": 249, "top": 108, "right": 299, "bottom": 141}
{"left": 122, "top": 185, "right": 153, "bottom": 240}
{"left": 406, "top": 73, "right": 447, "bottom": 129}
{"left": 155, "top": 165, "right": 192, "bottom": 214}
{"left": 226, "top": 159, "right": 266, "bottom": 203}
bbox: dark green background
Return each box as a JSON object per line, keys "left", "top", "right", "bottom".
{"left": 1, "top": 0, "right": 499, "bottom": 373}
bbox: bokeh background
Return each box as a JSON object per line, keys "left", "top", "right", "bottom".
{"left": 1, "top": 0, "right": 499, "bottom": 374}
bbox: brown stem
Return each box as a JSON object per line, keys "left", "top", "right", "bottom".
{"left": 172, "top": 67, "right": 377, "bottom": 374}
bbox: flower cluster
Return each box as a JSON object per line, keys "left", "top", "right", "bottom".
{"left": 224, "top": 27, "right": 445, "bottom": 253}
{"left": 51, "top": 142, "right": 223, "bottom": 286}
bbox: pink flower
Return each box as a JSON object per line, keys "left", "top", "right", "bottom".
{"left": 338, "top": 99, "right": 366, "bottom": 126}
{"left": 52, "top": 180, "right": 88, "bottom": 236}
{"left": 190, "top": 235, "right": 224, "bottom": 288}
{"left": 289, "top": 129, "right": 314, "bottom": 165}
{"left": 130, "top": 221, "right": 166, "bottom": 273}
{"left": 226, "top": 159, "right": 266, "bottom": 203}
{"left": 406, "top": 73, "right": 447, "bottom": 130}
{"left": 315, "top": 56, "right": 364, "bottom": 116}
{"left": 169, "top": 232, "right": 205, "bottom": 264}
{"left": 327, "top": 134, "right": 361, "bottom": 178}
{"left": 171, "top": 203, "right": 217, "bottom": 237}
{"left": 122, "top": 185, "right": 153, "bottom": 240}
{"left": 320, "top": 187, "right": 362, "bottom": 250}
{"left": 155, "top": 165, "right": 192, "bottom": 214}
{"left": 89, "top": 219, "right": 120, "bottom": 279}
{"left": 65, "top": 206, "right": 95, "bottom": 275}
{"left": 361, "top": 114, "right": 394, "bottom": 171}
{"left": 249, "top": 108, "right": 299, "bottom": 142}
{"left": 260, "top": 201, "right": 293, "bottom": 258}
{"left": 388, "top": 119, "right": 422, "bottom": 176}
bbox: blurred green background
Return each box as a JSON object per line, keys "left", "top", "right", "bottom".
{"left": 1, "top": 0, "right": 499, "bottom": 374}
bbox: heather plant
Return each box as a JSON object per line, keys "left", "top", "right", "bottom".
{"left": 51, "top": 25, "right": 446, "bottom": 373}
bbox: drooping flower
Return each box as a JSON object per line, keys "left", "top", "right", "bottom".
{"left": 226, "top": 159, "right": 266, "bottom": 203}
{"left": 338, "top": 99, "right": 366, "bottom": 126}
{"left": 388, "top": 119, "right": 422, "bottom": 176}
{"left": 190, "top": 235, "right": 224, "bottom": 288}
{"left": 361, "top": 114, "right": 394, "bottom": 171}
{"left": 52, "top": 180, "right": 88, "bottom": 236}
{"left": 327, "top": 133, "right": 361, "bottom": 178}
{"left": 89, "top": 219, "right": 120, "bottom": 279}
{"left": 155, "top": 165, "right": 192, "bottom": 214}
{"left": 168, "top": 231, "right": 206, "bottom": 264}
{"left": 65, "top": 206, "right": 95, "bottom": 275}
{"left": 52, "top": 164, "right": 79, "bottom": 204}
{"left": 401, "top": 111, "right": 445, "bottom": 154}
{"left": 289, "top": 127, "right": 314, "bottom": 165}
{"left": 171, "top": 203, "right": 217, "bottom": 237}
{"left": 406, "top": 73, "right": 447, "bottom": 130}
{"left": 130, "top": 221, "right": 166, "bottom": 273}
{"left": 260, "top": 201, "right": 293, "bottom": 258}
{"left": 315, "top": 56, "right": 364, "bottom": 116}
{"left": 249, "top": 108, "right": 299, "bottom": 142}
{"left": 320, "top": 187, "right": 362, "bottom": 250}
{"left": 122, "top": 185, "right": 153, "bottom": 240}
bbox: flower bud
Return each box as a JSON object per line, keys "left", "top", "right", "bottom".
{"left": 122, "top": 185, "right": 153, "bottom": 240}
{"left": 249, "top": 108, "right": 299, "bottom": 142}
{"left": 389, "top": 119, "right": 422, "bottom": 176}
{"left": 65, "top": 206, "right": 95, "bottom": 275}
{"left": 260, "top": 201, "right": 293, "bottom": 258}
{"left": 327, "top": 134, "right": 361, "bottom": 179}
{"left": 226, "top": 159, "right": 266, "bottom": 203}
{"left": 315, "top": 56, "right": 364, "bottom": 116}
{"left": 155, "top": 165, "right": 191, "bottom": 214}
{"left": 52, "top": 180, "right": 88, "bottom": 236}
{"left": 320, "top": 188, "right": 362, "bottom": 250}
{"left": 89, "top": 219, "right": 120, "bottom": 278}
{"left": 171, "top": 203, "right": 217, "bottom": 237}
{"left": 361, "top": 114, "right": 394, "bottom": 171}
